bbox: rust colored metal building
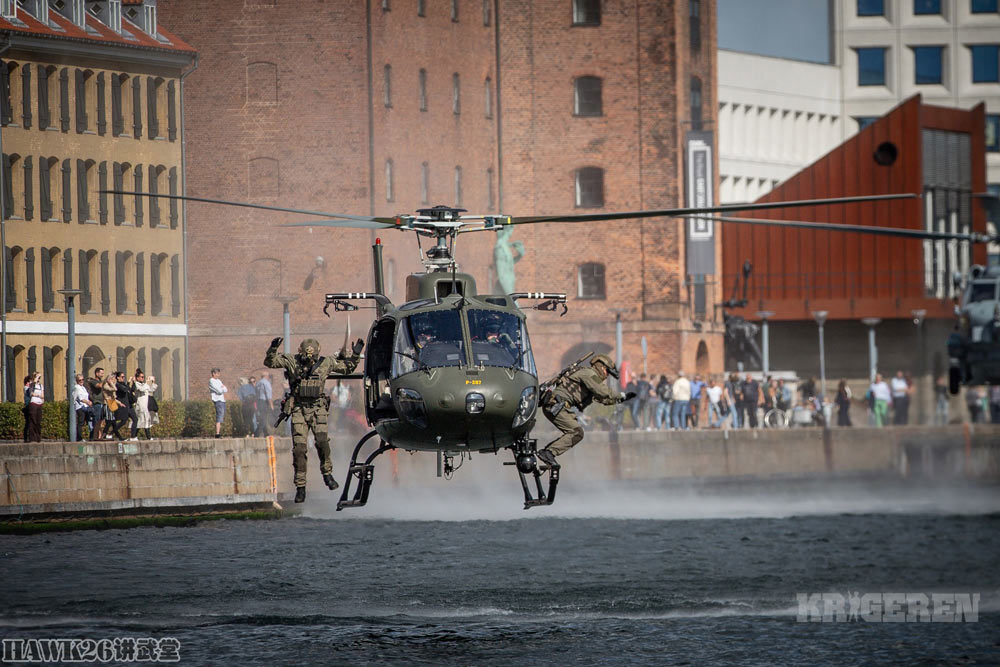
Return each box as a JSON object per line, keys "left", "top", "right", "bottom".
{"left": 721, "top": 94, "right": 988, "bottom": 392}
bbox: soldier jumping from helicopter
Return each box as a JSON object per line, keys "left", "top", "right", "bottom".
{"left": 265, "top": 336, "right": 364, "bottom": 503}
{"left": 536, "top": 354, "right": 635, "bottom": 467}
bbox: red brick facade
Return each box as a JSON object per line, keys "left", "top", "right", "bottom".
{"left": 157, "top": 0, "right": 721, "bottom": 396}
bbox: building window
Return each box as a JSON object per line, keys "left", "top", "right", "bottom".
{"left": 987, "top": 114, "right": 999, "bottom": 152}
{"left": 417, "top": 0, "right": 425, "bottom": 16}
{"left": 452, "top": 73, "right": 460, "bottom": 114}
{"left": 971, "top": 45, "right": 1000, "bottom": 83}
{"left": 73, "top": 69, "right": 92, "bottom": 133}
{"left": 856, "top": 47, "right": 887, "bottom": 86}
{"left": 421, "top": 161, "right": 429, "bottom": 205}
{"left": 146, "top": 76, "right": 164, "bottom": 138}
{"left": 483, "top": 0, "right": 491, "bottom": 25}
{"left": 78, "top": 248, "right": 97, "bottom": 313}
{"left": 111, "top": 73, "right": 130, "bottom": 136}
{"left": 1, "top": 153, "right": 19, "bottom": 220}
{"left": 1, "top": 61, "right": 20, "bottom": 127}
{"left": 575, "top": 167, "right": 604, "bottom": 208}
{"left": 913, "top": 0, "right": 940, "bottom": 14}
{"left": 77, "top": 158, "right": 96, "bottom": 223}
{"left": 115, "top": 250, "right": 134, "bottom": 314}
{"left": 574, "top": 76, "right": 602, "bottom": 116}
{"left": 577, "top": 262, "right": 605, "bottom": 299}
{"left": 690, "top": 0, "right": 700, "bottom": 51}
{"left": 419, "top": 68, "right": 427, "bottom": 111}
{"left": 112, "top": 161, "right": 131, "bottom": 225}
{"left": 484, "top": 76, "right": 492, "bottom": 118}
{"left": 383, "top": 64, "right": 392, "bottom": 107}
{"left": 40, "top": 156, "right": 57, "bottom": 221}
{"left": 247, "top": 62, "right": 278, "bottom": 106}
{"left": 690, "top": 76, "right": 703, "bottom": 130}
{"left": 385, "top": 159, "right": 394, "bottom": 202}
{"left": 150, "top": 252, "right": 168, "bottom": 315}
{"left": 38, "top": 65, "right": 56, "bottom": 130}
{"left": 572, "top": 0, "right": 600, "bottom": 25}
{"left": 486, "top": 167, "right": 494, "bottom": 210}
{"left": 451, "top": 0, "right": 458, "bottom": 21}
{"left": 972, "top": 0, "right": 998, "bottom": 12}
{"left": 914, "top": 46, "right": 944, "bottom": 84}
{"left": 857, "top": 0, "right": 884, "bottom": 15}
{"left": 41, "top": 246, "right": 66, "bottom": 313}
{"left": 855, "top": 116, "right": 879, "bottom": 131}
{"left": 454, "top": 166, "right": 462, "bottom": 207}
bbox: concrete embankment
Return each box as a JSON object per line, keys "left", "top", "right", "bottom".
{"left": 2, "top": 426, "right": 997, "bottom": 523}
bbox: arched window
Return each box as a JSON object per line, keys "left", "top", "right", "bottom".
{"left": 112, "top": 161, "right": 132, "bottom": 224}
{"left": 572, "top": 0, "right": 600, "bottom": 25}
{"left": 40, "top": 156, "right": 58, "bottom": 221}
{"left": 419, "top": 68, "right": 427, "bottom": 111}
{"left": 43, "top": 345, "right": 64, "bottom": 401}
{"left": 247, "top": 62, "right": 277, "bottom": 106}
{"left": 420, "top": 161, "right": 429, "bottom": 204}
{"left": 575, "top": 166, "right": 604, "bottom": 208}
{"left": 78, "top": 248, "right": 98, "bottom": 313}
{"left": 574, "top": 76, "right": 602, "bottom": 116}
{"left": 152, "top": 347, "right": 169, "bottom": 399}
{"left": 247, "top": 257, "right": 281, "bottom": 296}
{"left": 151, "top": 252, "right": 169, "bottom": 315}
{"left": 689, "top": 0, "right": 701, "bottom": 51}
{"left": 39, "top": 65, "right": 57, "bottom": 130}
{"left": 111, "top": 73, "right": 131, "bottom": 136}
{"left": 170, "top": 254, "right": 181, "bottom": 316}
{"left": 2, "top": 152, "right": 21, "bottom": 219}
{"left": 5, "top": 245, "right": 24, "bottom": 311}
{"left": 115, "top": 250, "right": 134, "bottom": 314}
{"left": 452, "top": 72, "right": 460, "bottom": 114}
{"left": 146, "top": 75, "right": 164, "bottom": 138}
{"left": 385, "top": 158, "right": 394, "bottom": 202}
{"left": 41, "top": 246, "right": 63, "bottom": 312}
{"left": 171, "top": 348, "right": 182, "bottom": 400}
{"left": 486, "top": 167, "right": 495, "bottom": 210}
{"left": 690, "top": 76, "right": 702, "bottom": 131}
{"left": 3, "top": 61, "right": 20, "bottom": 127}
{"left": 578, "top": 262, "right": 606, "bottom": 299}
{"left": 383, "top": 64, "right": 392, "bottom": 107}
{"left": 82, "top": 344, "right": 106, "bottom": 380}
{"left": 148, "top": 164, "right": 166, "bottom": 226}
{"left": 77, "top": 158, "right": 96, "bottom": 223}
{"left": 484, "top": 76, "right": 492, "bottom": 118}
{"left": 454, "top": 165, "right": 462, "bottom": 207}
{"left": 75, "top": 69, "right": 94, "bottom": 133}
{"left": 249, "top": 157, "right": 279, "bottom": 202}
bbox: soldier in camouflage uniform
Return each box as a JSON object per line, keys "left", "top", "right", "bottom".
{"left": 265, "top": 336, "right": 364, "bottom": 503}
{"left": 536, "top": 354, "right": 634, "bottom": 467}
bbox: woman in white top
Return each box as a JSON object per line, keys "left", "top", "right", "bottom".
{"left": 132, "top": 369, "right": 158, "bottom": 439}
{"left": 24, "top": 372, "right": 44, "bottom": 442}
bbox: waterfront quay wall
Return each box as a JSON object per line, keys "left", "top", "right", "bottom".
{"left": 1, "top": 437, "right": 294, "bottom": 521}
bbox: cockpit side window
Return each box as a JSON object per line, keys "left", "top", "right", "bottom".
{"left": 393, "top": 310, "right": 466, "bottom": 375}
{"left": 968, "top": 281, "right": 998, "bottom": 303}
{"left": 467, "top": 308, "right": 536, "bottom": 375}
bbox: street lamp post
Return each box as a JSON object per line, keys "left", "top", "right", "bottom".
{"left": 911, "top": 309, "right": 927, "bottom": 425}
{"left": 274, "top": 295, "right": 299, "bottom": 355}
{"left": 58, "top": 289, "right": 83, "bottom": 442}
{"left": 861, "top": 317, "right": 881, "bottom": 383}
{"left": 813, "top": 311, "right": 828, "bottom": 399}
{"left": 756, "top": 310, "right": 775, "bottom": 377}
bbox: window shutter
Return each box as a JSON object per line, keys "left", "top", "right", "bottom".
{"left": 116, "top": 347, "right": 126, "bottom": 374}
{"left": 111, "top": 76, "right": 122, "bottom": 136}
{"left": 20, "top": 64, "right": 30, "bottom": 129}
{"left": 135, "top": 252, "right": 145, "bottom": 315}
{"left": 133, "top": 165, "right": 143, "bottom": 227}
{"left": 112, "top": 163, "right": 123, "bottom": 224}
{"left": 43, "top": 347, "right": 53, "bottom": 401}
{"left": 22, "top": 156, "right": 32, "bottom": 221}
{"left": 25, "top": 248, "right": 35, "bottom": 313}
{"left": 4, "top": 246, "right": 14, "bottom": 311}
{"left": 61, "top": 159, "right": 71, "bottom": 222}
{"left": 76, "top": 160, "right": 89, "bottom": 222}
{"left": 98, "top": 162, "right": 107, "bottom": 224}
{"left": 1, "top": 62, "right": 12, "bottom": 126}
{"left": 131, "top": 77, "right": 142, "bottom": 138}
{"left": 137, "top": 348, "right": 146, "bottom": 376}
{"left": 41, "top": 248, "right": 52, "bottom": 312}
{"left": 39, "top": 157, "right": 51, "bottom": 221}
{"left": 78, "top": 249, "right": 91, "bottom": 313}
{"left": 172, "top": 350, "right": 181, "bottom": 400}
{"left": 74, "top": 69, "right": 87, "bottom": 133}
{"left": 99, "top": 251, "right": 109, "bottom": 315}
{"left": 37, "top": 68, "right": 49, "bottom": 129}
{"left": 146, "top": 76, "right": 157, "bottom": 139}
{"left": 167, "top": 80, "right": 176, "bottom": 141}
{"left": 150, "top": 254, "right": 161, "bottom": 315}
{"left": 96, "top": 72, "right": 106, "bottom": 135}
{"left": 168, "top": 167, "right": 178, "bottom": 228}
{"left": 27, "top": 346, "right": 36, "bottom": 377}
{"left": 59, "top": 68, "right": 69, "bottom": 132}
{"left": 2, "top": 153, "right": 12, "bottom": 219}
{"left": 115, "top": 251, "right": 125, "bottom": 314}
{"left": 170, "top": 254, "right": 180, "bottom": 316}
{"left": 148, "top": 165, "right": 159, "bottom": 226}
{"left": 4, "top": 347, "right": 14, "bottom": 401}
{"left": 63, "top": 249, "right": 72, "bottom": 294}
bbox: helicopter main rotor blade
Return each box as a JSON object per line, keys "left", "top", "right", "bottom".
{"left": 507, "top": 193, "right": 920, "bottom": 225}
{"left": 101, "top": 190, "right": 396, "bottom": 224}
{"left": 282, "top": 219, "right": 396, "bottom": 230}
{"left": 714, "top": 215, "right": 996, "bottom": 243}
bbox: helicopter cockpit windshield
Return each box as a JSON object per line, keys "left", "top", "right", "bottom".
{"left": 468, "top": 309, "right": 537, "bottom": 375}
{"left": 967, "top": 281, "right": 998, "bottom": 303}
{"left": 393, "top": 310, "right": 466, "bottom": 375}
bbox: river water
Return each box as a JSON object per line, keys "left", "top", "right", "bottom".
{"left": 3, "top": 478, "right": 999, "bottom": 665}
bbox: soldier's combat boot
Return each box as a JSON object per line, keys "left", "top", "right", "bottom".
{"left": 536, "top": 449, "right": 558, "bottom": 467}
{"left": 294, "top": 486, "right": 306, "bottom": 503}
{"left": 323, "top": 473, "right": 339, "bottom": 491}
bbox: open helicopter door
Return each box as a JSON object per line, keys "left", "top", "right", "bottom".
{"left": 364, "top": 318, "right": 398, "bottom": 425}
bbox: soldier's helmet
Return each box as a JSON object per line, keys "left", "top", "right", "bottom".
{"left": 298, "top": 338, "right": 321, "bottom": 358}
{"left": 590, "top": 353, "right": 619, "bottom": 379}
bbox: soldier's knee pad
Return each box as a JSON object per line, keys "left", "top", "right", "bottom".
{"left": 570, "top": 428, "right": 585, "bottom": 445}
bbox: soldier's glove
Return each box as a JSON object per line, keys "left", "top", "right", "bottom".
{"left": 269, "top": 336, "right": 283, "bottom": 349}
{"left": 351, "top": 338, "right": 365, "bottom": 355}
{"left": 622, "top": 391, "right": 637, "bottom": 401}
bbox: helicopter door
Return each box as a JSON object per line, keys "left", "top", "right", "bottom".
{"left": 365, "top": 319, "right": 398, "bottom": 423}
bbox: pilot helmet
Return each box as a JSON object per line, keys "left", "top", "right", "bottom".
{"left": 590, "top": 353, "right": 619, "bottom": 379}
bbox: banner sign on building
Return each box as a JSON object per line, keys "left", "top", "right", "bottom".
{"left": 685, "top": 131, "right": 715, "bottom": 275}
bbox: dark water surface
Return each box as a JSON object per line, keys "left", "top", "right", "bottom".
{"left": 3, "top": 481, "right": 1000, "bottom": 665}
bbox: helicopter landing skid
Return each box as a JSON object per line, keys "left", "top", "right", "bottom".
{"left": 337, "top": 430, "right": 394, "bottom": 511}
{"left": 504, "top": 439, "right": 560, "bottom": 509}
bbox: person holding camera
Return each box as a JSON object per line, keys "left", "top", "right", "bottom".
{"left": 24, "top": 372, "right": 44, "bottom": 442}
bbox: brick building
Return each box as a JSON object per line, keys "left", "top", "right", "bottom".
{"left": 0, "top": 0, "right": 195, "bottom": 401}
{"left": 157, "top": 0, "right": 720, "bottom": 395}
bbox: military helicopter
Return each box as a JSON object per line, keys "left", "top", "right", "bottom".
{"left": 110, "top": 189, "right": 983, "bottom": 508}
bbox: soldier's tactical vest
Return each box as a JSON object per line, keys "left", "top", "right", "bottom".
{"left": 296, "top": 357, "right": 326, "bottom": 400}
